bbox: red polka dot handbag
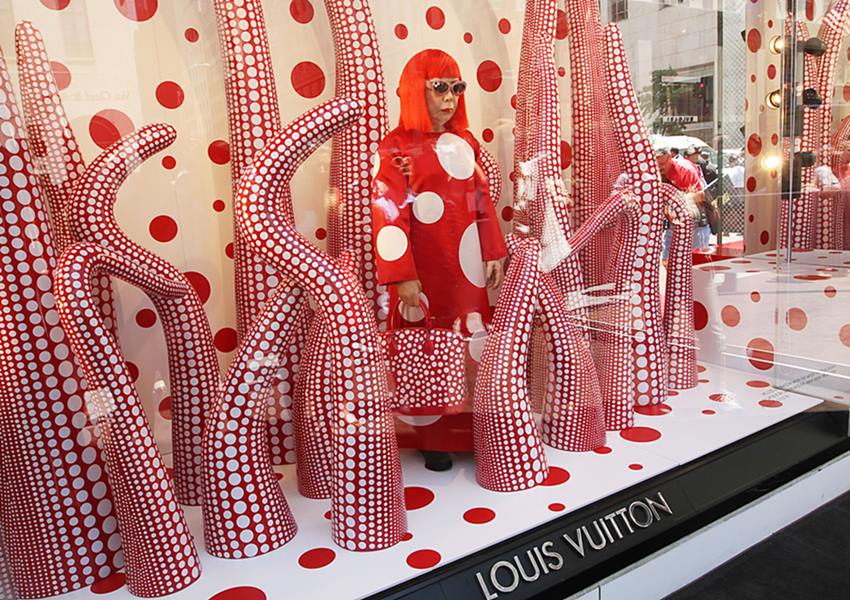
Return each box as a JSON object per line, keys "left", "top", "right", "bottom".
{"left": 383, "top": 300, "right": 466, "bottom": 415}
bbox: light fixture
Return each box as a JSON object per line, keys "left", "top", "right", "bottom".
{"left": 766, "top": 89, "right": 782, "bottom": 108}
{"left": 769, "top": 35, "right": 784, "bottom": 53}
{"left": 761, "top": 154, "right": 782, "bottom": 170}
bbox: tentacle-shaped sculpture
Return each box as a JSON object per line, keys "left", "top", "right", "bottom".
{"left": 212, "top": 0, "right": 283, "bottom": 336}
{"left": 55, "top": 243, "right": 200, "bottom": 597}
{"left": 0, "top": 51, "right": 120, "bottom": 597}
{"left": 603, "top": 24, "right": 667, "bottom": 409}
{"left": 513, "top": 0, "right": 537, "bottom": 205}
{"left": 568, "top": 0, "right": 622, "bottom": 286}
{"left": 15, "top": 22, "right": 120, "bottom": 339}
{"left": 236, "top": 98, "right": 406, "bottom": 551}
{"left": 203, "top": 282, "right": 304, "bottom": 559}
{"left": 660, "top": 184, "right": 697, "bottom": 390}
{"left": 474, "top": 237, "right": 549, "bottom": 491}
{"left": 69, "top": 124, "right": 220, "bottom": 506}
{"left": 324, "top": 0, "right": 388, "bottom": 310}
{"left": 831, "top": 115, "right": 850, "bottom": 250}
{"left": 480, "top": 146, "right": 503, "bottom": 207}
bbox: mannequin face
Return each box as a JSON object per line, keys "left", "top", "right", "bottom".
{"left": 425, "top": 78, "right": 462, "bottom": 132}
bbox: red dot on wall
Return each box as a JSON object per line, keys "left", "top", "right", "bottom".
{"left": 291, "top": 62, "right": 326, "bottom": 99}
{"left": 510, "top": 94, "right": 518, "bottom": 110}
{"left": 746, "top": 177, "right": 757, "bottom": 192}
{"left": 315, "top": 227, "right": 327, "bottom": 240}
{"left": 825, "top": 286, "right": 837, "bottom": 298}
{"left": 184, "top": 27, "right": 199, "bottom": 42}
{"left": 786, "top": 307, "right": 807, "bottom": 330}
{"left": 767, "top": 64, "right": 776, "bottom": 80}
{"left": 561, "top": 140, "right": 573, "bottom": 169}
{"left": 750, "top": 74, "right": 757, "bottom": 83}
{"left": 156, "top": 81, "right": 185, "bottom": 109}
{"left": 760, "top": 230, "right": 770, "bottom": 245}
{"left": 721, "top": 305, "right": 741, "bottom": 327}
{"left": 214, "top": 327, "right": 238, "bottom": 353}
{"left": 501, "top": 206, "right": 514, "bottom": 221}
{"left": 426, "top": 6, "right": 445, "bottom": 29}
{"left": 556, "top": 9, "right": 568, "bottom": 39}
{"left": 693, "top": 300, "right": 709, "bottom": 330}
{"left": 839, "top": 324, "right": 850, "bottom": 347}
{"left": 225, "top": 242, "right": 234, "bottom": 259}
{"left": 498, "top": 18, "right": 511, "bottom": 34}
{"left": 394, "top": 23, "right": 408, "bottom": 39}
{"left": 771, "top": 133, "right": 779, "bottom": 145}
{"left": 161, "top": 155, "right": 176, "bottom": 170}
{"left": 184, "top": 271, "right": 211, "bottom": 304}
{"left": 767, "top": 19, "right": 773, "bottom": 27}
{"left": 751, "top": 291, "right": 761, "bottom": 302}
{"left": 114, "top": 0, "right": 158, "bottom": 22}
{"left": 482, "top": 128, "right": 494, "bottom": 143}
{"left": 558, "top": 66, "right": 566, "bottom": 77}
{"left": 747, "top": 28, "right": 762, "bottom": 52}
{"left": 149, "top": 215, "right": 178, "bottom": 242}
{"left": 50, "top": 61, "right": 71, "bottom": 90}
{"left": 40, "top": 0, "right": 71, "bottom": 9}
{"left": 89, "top": 109, "right": 135, "bottom": 150}
{"left": 748, "top": 214, "right": 755, "bottom": 222}
{"left": 290, "top": 0, "right": 314, "bottom": 23}
{"left": 158, "top": 396, "right": 172, "bottom": 419}
{"left": 805, "top": 0, "right": 815, "bottom": 20}
{"left": 476, "top": 61, "right": 502, "bottom": 92}
{"left": 463, "top": 32, "right": 473, "bottom": 44}
{"left": 746, "top": 338, "right": 775, "bottom": 370}
{"left": 747, "top": 133, "right": 762, "bottom": 156}
{"left": 208, "top": 139, "right": 230, "bottom": 165}
{"left": 135, "top": 308, "right": 157, "bottom": 328}
{"left": 126, "top": 361, "right": 139, "bottom": 382}
{"left": 213, "top": 199, "right": 226, "bottom": 212}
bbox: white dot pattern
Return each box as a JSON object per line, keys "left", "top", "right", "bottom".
{"left": 324, "top": 0, "right": 389, "bottom": 313}
{"left": 412, "top": 191, "right": 445, "bottom": 224}
{"left": 235, "top": 97, "right": 406, "bottom": 551}
{"left": 0, "top": 51, "right": 121, "bottom": 598}
{"left": 435, "top": 133, "right": 476, "bottom": 180}
{"left": 54, "top": 243, "right": 201, "bottom": 597}
{"left": 68, "top": 123, "right": 221, "bottom": 506}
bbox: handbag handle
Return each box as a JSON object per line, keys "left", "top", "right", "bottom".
{"left": 386, "top": 298, "right": 436, "bottom": 356}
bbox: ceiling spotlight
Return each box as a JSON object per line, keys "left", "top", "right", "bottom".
{"left": 766, "top": 89, "right": 782, "bottom": 108}
{"left": 761, "top": 154, "right": 782, "bottom": 170}
{"left": 769, "top": 35, "right": 784, "bottom": 53}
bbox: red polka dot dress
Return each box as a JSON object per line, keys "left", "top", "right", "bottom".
{"left": 372, "top": 126, "right": 506, "bottom": 451}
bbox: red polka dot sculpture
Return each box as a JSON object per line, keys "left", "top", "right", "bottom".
{"left": 68, "top": 123, "right": 221, "bottom": 507}
{"left": 15, "top": 22, "right": 119, "bottom": 340}
{"left": 0, "top": 50, "right": 121, "bottom": 598}
{"left": 234, "top": 97, "right": 407, "bottom": 551}
{"left": 54, "top": 244, "right": 201, "bottom": 597}
{"left": 830, "top": 115, "right": 850, "bottom": 250}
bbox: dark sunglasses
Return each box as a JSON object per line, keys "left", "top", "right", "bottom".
{"left": 427, "top": 80, "right": 467, "bottom": 96}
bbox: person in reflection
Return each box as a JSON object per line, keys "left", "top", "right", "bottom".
{"left": 656, "top": 144, "right": 709, "bottom": 255}
{"left": 371, "top": 49, "right": 507, "bottom": 472}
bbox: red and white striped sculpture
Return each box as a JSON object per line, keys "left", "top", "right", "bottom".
{"left": 68, "top": 124, "right": 220, "bottom": 506}
{"left": 0, "top": 49, "right": 121, "bottom": 598}
{"left": 235, "top": 97, "right": 407, "bottom": 551}
{"left": 55, "top": 243, "right": 201, "bottom": 597}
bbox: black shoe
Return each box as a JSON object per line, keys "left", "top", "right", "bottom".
{"left": 421, "top": 450, "right": 453, "bottom": 472}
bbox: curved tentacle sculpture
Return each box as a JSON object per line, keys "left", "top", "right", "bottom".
{"left": 15, "top": 22, "right": 120, "bottom": 339}
{"left": 660, "top": 185, "right": 697, "bottom": 390}
{"left": 474, "top": 236, "right": 549, "bottom": 491}
{"left": 55, "top": 243, "right": 200, "bottom": 597}
{"left": 324, "top": 0, "right": 388, "bottom": 309}
{"left": 69, "top": 124, "right": 220, "bottom": 506}
{"left": 480, "top": 146, "right": 503, "bottom": 207}
{"left": 513, "top": 0, "right": 537, "bottom": 205}
{"left": 603, "top": 24, "right": 667, "bottom": 410}
{"left": 202, "top": 282, "right": 304, "bottom": 558}
{"left": 236, "top": 97, "right": 406, "bottom": 551}
{"left": 0, "top": 51, "right": 121, "bottom": 597}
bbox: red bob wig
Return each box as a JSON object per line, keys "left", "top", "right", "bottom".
{"left": 398, "top": 49, "right": 470, "bottom": 133}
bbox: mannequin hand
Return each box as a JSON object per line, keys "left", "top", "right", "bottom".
{"left": 396, "top": 280, "right": 422, "bottom": 307}
{"left": 485, "top": 260, "right": 504, "bottom": 289}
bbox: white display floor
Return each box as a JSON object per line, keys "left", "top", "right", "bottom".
{"left": 59, "top": 363, "right": 821, "bottom": 600}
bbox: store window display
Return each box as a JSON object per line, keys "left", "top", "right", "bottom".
{"left": 373, "top": 49, "right": 507, "bottom": 470}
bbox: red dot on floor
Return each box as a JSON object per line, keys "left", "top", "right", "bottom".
{"left": 794, "top": 274, "right": 830, "bottom": 281}
{"left": 709, "top": 393, "right": 731, "bottom": 403}
{"left": 149, "top": 215, "right": 178, "bottom": 242}
{"left": 161, "top": 155, "right": 176, "bottom": 170}
{"left": 702, "top": 409, "right": 716, "bottom": 415}
{"left": 274, "top": 471, "right": 283, "bottom": 481}
{"left": 156, "top": 80, "right": 185, "bottom": 109}
{"left": 184, "top": 27, "right": 199, "bottom": 42}
{"left": 426, "top": 6, "right": 445, "bottom": 29}
{"left": 477, "top": 60, "right": 502, "bottom": 92}
{"left": 209, "top": 586, "right": 267, "bottom": 600}
{"left": 90, "top": 572, "right": 126, "bottom": 594}
{"left": 405, "top": 486, "right": 435, "bottom": 510}
{"left": 184, "top": 271, "right": 211, "bottom": 304}
{"left": 298, "top": 547, "right": 336, "bottom": 569}
{"left": 620, "top": 426, "right": 662, "bottom": 443}
{"left": 541, "top": 466, "right": 570, "bottom": 486}
{"left": 629, "top": 464, "right": 643, "bottom": 471}
{"left": 213, "top": 199, "right": 226, "bottom": 212}
{"left": 759, "top": 400, "right": 783, "bottom": 408}
{"left": 747, "top": 380, "right": 770, "bottom": 388}
{"left": 407, "top": 549, "right": 441, "bottom": 569}
{"left": 463, "top": 507, "right": 496, "bottom": 524}
{"left": 697, "top": 364, "right": 707, "bottom": 373}
{"left": 402, "top": 531, "right": 413, "bottom": 541}
{"left": 746, "top": 338, "right": 775, "bottom": 370}
{"left": 208, "top": 139, "right": 231, "bottom": 165}
{"left": 634, "top": 403, "right": 672, "bottom": 416}
{"left": 158, "top": 396, "right": 172, "bottom": 420}
{"left": 135, "top": 308, "right": 157, "bottom": 328}
{"left": 549, "top": 502, "right": 566, "bottom": 512}
{"left": 594, "top": 446, "right": 612, "bottom": 454}
{"left": 290, "top": 0, "right": 314, "bottom": 23}
{"left": 50, "top": 61, "right": 71, "bottom": 90}
{"left": 114, "top": 0, "right": 158, "bottom": 22}
{"left": 89, "top": 109, "right": 135, "bottom": 150}
{"left": 214, "top": 327, "right": 238, "bottom": 353}
{"left": 323, "top": 510, "right": 331, "bottom": 520}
